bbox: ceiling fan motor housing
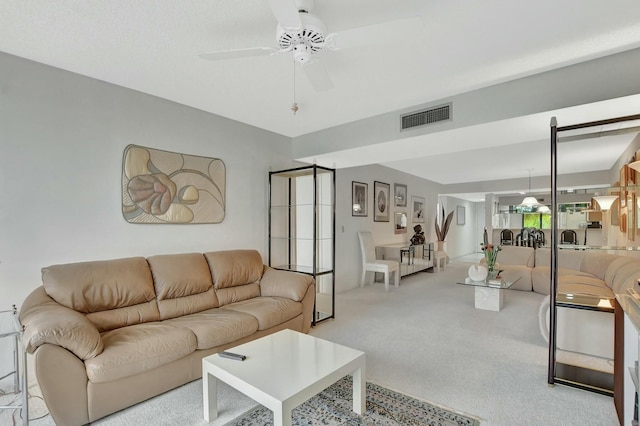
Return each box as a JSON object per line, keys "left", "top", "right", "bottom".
{"left": 277, "top": 11, "right": 327, "bottom": 63}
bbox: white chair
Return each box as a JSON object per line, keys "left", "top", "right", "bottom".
{"left": 357, "top": 232, "right": 400, "bottom": 291}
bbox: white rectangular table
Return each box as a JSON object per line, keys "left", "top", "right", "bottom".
{"left": 203, "top": 329, "right": 366, "bottom": 426}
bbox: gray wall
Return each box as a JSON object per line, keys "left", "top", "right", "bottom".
{"left": 335, "top": 166, "right": 477, "bottom": 292}
{"left": 0, "top": 52, "right": 293, "bottom": 307}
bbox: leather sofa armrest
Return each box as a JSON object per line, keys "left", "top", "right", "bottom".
{"left": 20, "top": 287, "right": 104, "bottom": 360}
{"left": 260, "top": 266, "right": 314, "bottom": 301}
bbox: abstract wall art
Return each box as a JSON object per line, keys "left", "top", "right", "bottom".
{"left": 122, "top": 144, "right": 226, "bottom": 224}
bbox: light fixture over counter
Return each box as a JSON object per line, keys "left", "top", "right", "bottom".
{"left": 519, "top": 169, "right": 543, "bottom": 207}
{"left": 593, "top": 195, "right": 619, "bottom": 211}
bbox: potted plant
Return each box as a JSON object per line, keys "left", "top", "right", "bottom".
{"left": 434, "top": 206, "right": 454, "bottom": 258}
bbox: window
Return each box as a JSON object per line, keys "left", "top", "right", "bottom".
{"left": 524, "top": 213, "right": 552, "bottom": 229}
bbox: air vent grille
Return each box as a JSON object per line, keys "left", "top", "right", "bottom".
{"left": 401, "top": 104, "right": 451, "bottom": 130}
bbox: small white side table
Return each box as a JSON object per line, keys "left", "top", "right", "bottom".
{"left": 0, "top": 306, "right": 28, "bottom": 425}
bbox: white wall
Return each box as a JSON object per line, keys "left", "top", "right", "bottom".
{"left": 0, "top": 53, "right": 293, "bottom": 309}
{"left": 438, "top": 196, "right": 478, "bottom": 259}
{"left": 335, "top": 164, "right": 444, "bottom": 293}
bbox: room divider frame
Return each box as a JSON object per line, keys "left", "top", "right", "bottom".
{"left": 548, "top": 114, "right": 640, "bottom": 410}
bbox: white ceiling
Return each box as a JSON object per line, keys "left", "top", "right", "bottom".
{"left": 2, "top": 0, "right": 640, "bottom": 198}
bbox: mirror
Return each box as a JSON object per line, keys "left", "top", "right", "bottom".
{"left": 395, "top": 212, "right": 408, "bottom": 234}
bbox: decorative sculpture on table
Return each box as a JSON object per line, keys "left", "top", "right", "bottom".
{"left": 410, "top": 224, "right": 425, "bottom": 245}
{"left": 468, "top": 264, "right": 488, "bottom": 282}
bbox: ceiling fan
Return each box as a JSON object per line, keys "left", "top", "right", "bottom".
{"left": 199, "top": 0, "right": 422, "bottom": 92}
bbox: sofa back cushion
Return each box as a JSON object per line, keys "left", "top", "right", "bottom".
{"left": 494, "top": 246, "right": 534, "bottom": 267}
{"left": 41, "top": 257, "right": 160, "bottom": 332}
{"left": 580, "top": 252, "right": 619, "bottom": 281}
{"left": 535, "top": 247, "right": 585, "bottom": 271}
{"left": 606, "top": 257, "right": 640, "bottom": 293}
{"left": 204, "top": 250, "right": 263, "bottom": 305}
{"left": 147, "top": 253, "right": 219, "bottom": 320}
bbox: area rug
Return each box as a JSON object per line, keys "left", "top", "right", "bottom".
{"left": 225, "top": 376, "right": 480, "bottom": 426}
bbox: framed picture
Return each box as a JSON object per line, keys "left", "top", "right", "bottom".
{"left": 621, "top": 164, "right": 630, "bottom": 187}
{"left": 457, "top": 206, "right": 465, "bottom": 225}
{"left": 394, "top": 211, "right": 408, "bottom": 234}
{"left": 610, "top": 191, "right": 620, "bottom": 226}
{"left": 373, "top": 181, "right": 390, "bottom": 222}
{"left": 629, "top": 191, "right": 635, "bottom": 241}
{"left": 352, "top": 181, "right": 368, "bottom": 217}
{"left": 394, "top": 183, "right": 407, "bottom": 207}
{"left": 411, "top": 196, "right": 425, "bottom": 223}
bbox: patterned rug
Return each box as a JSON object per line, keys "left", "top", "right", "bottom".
{"left": 225, "top": 376, "right": 480, "bottom": 426}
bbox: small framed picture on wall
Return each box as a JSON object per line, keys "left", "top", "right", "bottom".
{"left": 352, "top": 181, "right": 368, "bottom": 217}
{"left": 411, "top": 196, "right": 425, "bottom": 223}
{"left": 374, "top": 181, "right": 390, "bottom": 222}
{"left": 457, "top": 206, "right": 465, "bottom": 225}
{"left": 394, "top": 183, "right": 407, "bottom": 207}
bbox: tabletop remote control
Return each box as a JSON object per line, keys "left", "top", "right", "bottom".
{"left": 219, "top": 351, "right": 246, "bottom": 361}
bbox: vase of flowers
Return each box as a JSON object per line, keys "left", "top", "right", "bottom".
{"left": 480, "top": 227, "right": 502, "bottom": 280}
{"left": 481, "top": 243, "right": 502, "bottom": 280}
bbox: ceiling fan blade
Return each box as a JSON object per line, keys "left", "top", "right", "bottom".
{"left": 302, "top": 60, "right": 333, "bottom": 92}
{"left": 267, "top": 0, "right": 302, "bottom": 30}
{"left": 327, "top": 17, "right": 424, "bottom": 50}
{"left": 199, "top": 47, "right": 279, "bottom": 61}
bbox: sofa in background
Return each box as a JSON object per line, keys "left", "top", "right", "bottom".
{"left": 19, "top": 249, "right": 315, "bottom": 425}
{"left": 487, "top": 245, "right": 640, "bottom": 364}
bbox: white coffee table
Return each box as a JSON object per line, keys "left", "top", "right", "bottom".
{"left": 202, "top": 329, "right": 366, "bottom": 426}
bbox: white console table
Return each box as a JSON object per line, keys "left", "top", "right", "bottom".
{"left": 375, "top": 242, "right": 433, "bottom": 277}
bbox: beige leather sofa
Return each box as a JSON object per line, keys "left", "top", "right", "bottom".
{"left": 489, "top": 245, "right": 640, "bottom": 362}
{"left": 19, "top": 249, "right": 315, "bottom": 425}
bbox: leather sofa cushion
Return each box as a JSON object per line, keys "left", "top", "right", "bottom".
{"left": 222, "top": 297, "right": 302, "bottom": 331}
{"left": 86, "top": 301, "right": 161, "bottom": 333}
{"left": 20, "top": 287, "right": 104, "bottom": 359}
{"left": 42, "top": 257, "right": 160, "bottom": 332}
{"left": 205, "top": 250, "right": 263, "bottom": 289}
{"left": 164, "top": 309, "right": 258, "bottom": 350}
{"left": 42, "top": 257, "right": 155, "bottom": 312}
{"left": 147, "top": 253, "right": 219, "bottom": 319}
{"left": 215, "top": 283, "right": 261, "bottom": 307}
{"left": 85, "top": 323, "right": 196, "bottom": 383}
{"left": 260, "top": 267, "right": 314, "bottom": 301}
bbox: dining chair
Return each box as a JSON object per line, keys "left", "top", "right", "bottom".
{"left": 560, "top": 229, "right": 578, "bottom": 244}
{"left": 500, "top": 229, "right": 514, "bottom": 245}
{"left": 357, "top": 232, "right": 400, "bottom": 291}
